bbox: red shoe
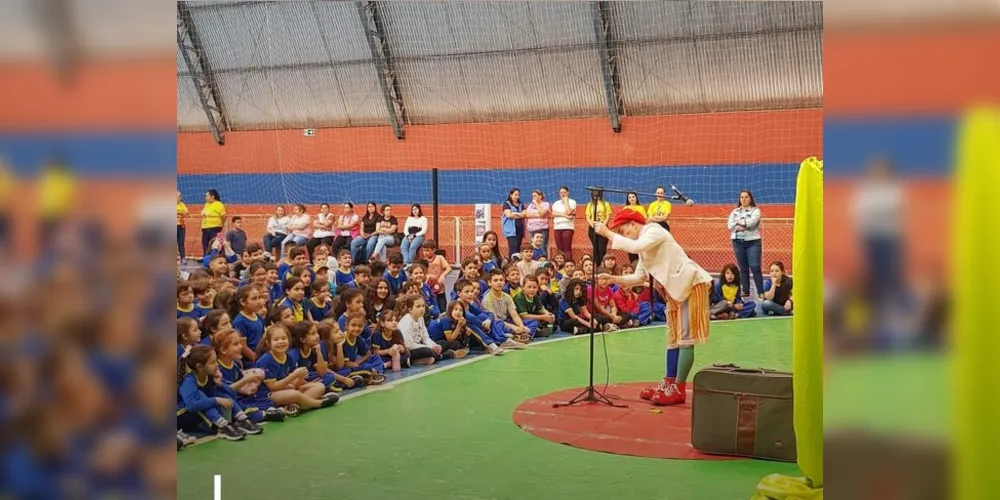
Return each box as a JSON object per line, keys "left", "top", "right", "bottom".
{"left": 640, "top": 377, "right": 674, "bottom": 401}
{"left": 650, "top": 383, "right": 687, "bottom": 406}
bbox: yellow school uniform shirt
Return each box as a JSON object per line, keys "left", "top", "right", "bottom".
{"left": 201, "top": 200, "right": 226, "bottom": 229}
{"left": 177, "top": 202, "right": 188, "bottom": 227}
{"left": 647, "top": 199, "right": 672, "bottom": 220}
{"left": 38, "top": 167, "right": 76, "bottom": 218}
{"left": 585, "top": 200, "right": 612, "bottom": 223}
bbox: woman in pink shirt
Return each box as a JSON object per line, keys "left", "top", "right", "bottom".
{"left": 331, "top": 202, "right": 360, "bottom": 257}
{"left": 524, "top": 189, "right": 551, "bottom": 259}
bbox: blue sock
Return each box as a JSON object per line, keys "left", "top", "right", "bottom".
{"left": 665, "top": 348, "right": 679, "bottom": 378}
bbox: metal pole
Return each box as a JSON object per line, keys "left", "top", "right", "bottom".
{"left": 432, "top": 167, "right": 440, "bottom": 244}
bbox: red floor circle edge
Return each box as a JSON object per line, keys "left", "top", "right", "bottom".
{"left": 512, "top": 382, "right": 742, "bottom": 461}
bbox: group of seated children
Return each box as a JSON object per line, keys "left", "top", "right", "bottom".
{"left": 709, "top": 262, "right": 793, "bottom": 319}
{"left": 177, "top": 235, "right": 791, "bottom": 447}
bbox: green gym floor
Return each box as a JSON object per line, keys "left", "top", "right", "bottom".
{"left": 178, "top": 317, "right": 800, "bottom": 499}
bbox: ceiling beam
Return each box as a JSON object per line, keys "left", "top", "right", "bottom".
{"left": 357, "top": 1, "right": 407, "bottom": 140}
{"left": 591, "top": 1, "right": 623, "bottom": 133}
{"left": 177, "top": 1, "right": 231, "bottom": 145}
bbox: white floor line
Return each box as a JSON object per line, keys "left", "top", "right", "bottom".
{"left": 182, "top": 318, "right": 789, "bottom": 448}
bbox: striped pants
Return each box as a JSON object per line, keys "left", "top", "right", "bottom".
{"left": 665, "top": 281, "right": 711, "bottom": 349}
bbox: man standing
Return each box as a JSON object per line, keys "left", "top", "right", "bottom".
{"left": 594, "top": 210, "right": 712, "bottom": 406}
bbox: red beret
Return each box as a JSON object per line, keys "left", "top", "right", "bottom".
{"left": 608, "top": 209, "right": 646, "bottom": 229}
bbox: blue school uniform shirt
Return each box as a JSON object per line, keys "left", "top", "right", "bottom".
{"left": 176, "top": 304, "right": 208, "bottom": 320}
{"left": 217, "top": 358, "right": 245, "bottom": 386}
{"left": 334, "top": 268, "right": 357, "bottom": 288}
{"left": 532, "top": 247, "right": 546, "bottom": 260}
{"left": 277, "top": 297, "right": 307, "bottom": 322}
{"left": 201, "top": 248, "right": 238, "bottom": 269}
{"left": 232, "top": 311, "right": 266, "bottom": 352}
{"left": 371, "top": 330, "right": 398, "bottom": 352}
{"left": 177, "top": 373, "right": 225, "bottom": 414}
{"left": 341, "top": 335, "right": 373, "bottom": 363}
{"left": 268, "top": 282, "right": 284, "bottom": 305}
{"left": 421, "top": 283, "right": 440, "bottom": 318}
{"left": 482, "top": 261, "right": 497, "bottom": 274}
{"left": 558, "top": 297, "right": 584, "bottom": 323}
{"left": 383, "top": 270, "right": 408, "bottom": 296}
{"left": 307, "top": 298, "right": 332, "bottom": 322}
{"left": 338, "top": 313, "right": 372, "bottom": 340}
{"left": 289, "top": 344, "right": 330, "bottom": 374}
{"left": 255, "top": 351, "right": 296, "bottom": 397}
{"left": 277, "top": 261, "right": 294, "bottom": 282}
{"left": 427, "top": 316, "right": 457, "bottom": 342}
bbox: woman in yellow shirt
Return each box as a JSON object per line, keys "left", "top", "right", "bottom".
{"left": 200, "top": 189, "right": 226, "bottom": 256}
{"left": 584, "top": 188, "right": 613, "bottom": 263}
{"left": 647, "top": 186, "right": 673, "bottom": 231}
{"left": 622, "top": 191, "right": 647, "bottom": 217}
{"left": 177, "top": 191, "right": 189, "bottom": 259}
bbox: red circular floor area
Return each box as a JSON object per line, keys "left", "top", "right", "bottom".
{"left": 512, "top": 382, "right": 741, "bottom": 460}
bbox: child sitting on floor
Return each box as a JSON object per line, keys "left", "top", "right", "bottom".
{"left": 371, "top": 310, "right": 408, "bottom": 371}
{"left": 711, "top": 263, "right": 755, "bottom": 319}
{"left": 427, "top": 301, "right": 472, "bottom": 359}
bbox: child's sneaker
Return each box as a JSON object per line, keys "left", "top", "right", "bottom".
{"left": 442, "top": 349, "right": 456, "bottom": 360}
{"left": 283, "top": 404, "right": 301, "bottom": 417}
{"left": 235, "top": 419, "right": 263, "bottom": 435}
{"left": 178, "top": 429, "right": 198, "bottom": 446}
{"left": 650, "top": 383, "right": 686, "bottom": 406}
{"left": 217, "top": 423, "right": 246, "bottom": 441}
{"left": 326, "top": 384, "right": 343, "bottom": 394}
{"left": 453, "top": 348, "right": 469, "bottom": 359}
{"left": 320, "top": 393, "right": 340, "bottom": 408}
{"left": 640, "top": 377, "right": 674, "bottom": 401}
{"left": 486, "top": 344, "right": 505, "bottom": 356}
{"left": 350, "top": 375, "right": 366, "bottom": 388}
{"left": 263, "top": 407, "right": 286, "bottom": 422}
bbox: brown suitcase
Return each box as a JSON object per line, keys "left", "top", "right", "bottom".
{"left": 691, "top": 363, "right": 796, "bottom": 461}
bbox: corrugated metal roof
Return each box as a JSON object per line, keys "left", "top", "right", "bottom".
{"left": 176, "top": 0, "right": 823, "bottom": 130}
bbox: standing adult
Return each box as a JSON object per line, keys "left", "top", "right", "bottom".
{"left": 585, "top": 188, "right": 613, "bottom": 264}
{"left": 621, "top": 191, "right": 645, "bottom": 264}
{"left": 551, "top": 186, "right": 577, "bottom": 258}
{"left": 727, "top": 190, "right": 764, "bottom": 298}
{"left": 500, "top": 188, "right": 525, "bottom": 260}
{"left": 200, "top": 189, "right": 226, "bottom": 256}
{"left": 331, "top": 202, "right": 360, "bottom": 257}
{"left": 400, "top": 204, "right": 428, "bottom": 265}
{"left": 524, "top": 190, "right": 551, "bottom": 258}
{"left": 176, "top": 191, "right": 188, "bottom": 260}
{"left": 372, "top": 204, "right": 399, "bottom": 262}
{"left": 852, "top": 159, "right": 902, "bottom": 307}
{"left": 264, "top": 205, "right": 289, "bottom": 260}
{"left": 350, "top": 202, "right": 381, "bottom": 263}
{"left": 307, "top": 203, "right": 336, "bottom": 258}
{"left": 280, "top": 203, "right": 312, "bottom": 258}
{"left": 646, "top": 186, "right": 673, "bottom": 232}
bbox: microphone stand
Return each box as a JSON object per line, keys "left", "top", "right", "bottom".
{"left": 553, "top": 186, "right": 628, "bottom": 409}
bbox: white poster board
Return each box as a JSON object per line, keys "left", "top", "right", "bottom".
{"left": 474, "top": 204, "right": 491, "bottom": 245}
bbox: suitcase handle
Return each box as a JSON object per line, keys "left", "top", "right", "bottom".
{"left": 710, "top": 363, "right": 776, "bottom": 374}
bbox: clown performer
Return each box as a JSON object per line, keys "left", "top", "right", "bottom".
{"left": 594, "top": 209, "right": 713, "bottom": 406}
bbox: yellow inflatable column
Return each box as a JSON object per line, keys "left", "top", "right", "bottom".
{"left": 953, "top": 107, "right": 1000, "bottom": 500}
{"left": 751, "top": 157, "right": 824, "bottom": 499}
